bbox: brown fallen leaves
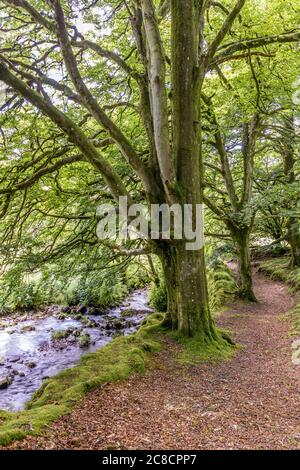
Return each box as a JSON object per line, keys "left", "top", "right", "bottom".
{"left": 7, "top": 271, "right": 300, "bottom": 450}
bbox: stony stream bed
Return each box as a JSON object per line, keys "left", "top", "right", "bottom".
{"left": 0, "top": 289, "right": 152, "bottom": 411}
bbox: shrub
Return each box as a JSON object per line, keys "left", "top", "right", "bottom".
{"left": 8, "top": 282, "right": 42, "bottom": 310}
{"left": 149, "top": 283, "right": 167, "bottom": 312}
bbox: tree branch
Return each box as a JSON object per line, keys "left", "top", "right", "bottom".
{"left": 0, "top": 155, "right": 82, "bottom": 195}
{"left": 214, "top": 31, "right": 300, "bottom": 64}
{"left": 0, "top": 62, "right": 131, "bottom": 202}
{"left": 48, "top": 0, "right": 154, "bottom": 194}
{"left": 207, "top": 0, "right": 246, "bottom": 58}
{"left": 141, "top": 0, "right": 174, "bottom": 198}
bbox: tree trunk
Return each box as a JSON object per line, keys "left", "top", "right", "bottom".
{"left": 234, "top": 230, "right": 257, "bottom": 302}
{"left": 159, "top": 244, "right": 178, "bottom": 329}
{"left": 282, "top": 115, "right": 300, "bottom": 268}
{"left": 175, "top": 244, "right": 217, "bottom": 338}
{"left": 169, "top": 0, "right": 218, "bottom": 338}
{"left": 160, "top": 242, "right": 218, "bottom": 338}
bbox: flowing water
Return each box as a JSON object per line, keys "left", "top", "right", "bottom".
{"left": 0, "top": 289, "right": 152, "bottom": 411}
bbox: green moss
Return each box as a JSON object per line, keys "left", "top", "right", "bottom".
{"left": 51, "top": 329, "right": 71, "bottom": 340}
{"left": 259, "top": 258, "right": 300, "bottom": 291}
{"left": 166, "top": 328, "right": 236, "bottom": 365}
{"left": 149, "top": 283, "right": 168, "bottom": 312}
{"left": 286, "top": 294, "right": 300, "bottom": 337}
{"left": 78, "top": 332, "right": 91, "bottom": 348}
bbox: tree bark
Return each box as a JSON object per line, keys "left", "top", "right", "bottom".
{"left": 159, "top": 244, "right": 178, "bottom": 329}
{"left": 169, "top": 0, "right": 218, "bottom": 338}
{"left": 160, "top": 243, "right": 218, "bottom": 338}
{"left": 233, "top": 229, "right": 257, "bottom": 302}
{"left": 282, "top": 115, "right": 300, "bottom": 268}
{"left": 287, "top": 218, "right": 300, "bottom": 268}
{"left": 175, "top": 244, "right": 217, "bottom": 338}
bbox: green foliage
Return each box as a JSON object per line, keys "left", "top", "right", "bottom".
{"left": 66, "top": 276, "right": 128, "bottom": 308}
{"left": 125, "top": 263, "right": 150, "bottom": 290}
{"left": 149, "top": 283, "right": 167, "bottom": 312}
{"left": 7, "top": 282, "right": 41, "bottom": 311}
{"left": 0, "top": 258, "right": 150, "bottom": 313}
{"left": 259, "top": 258, "right": 300, "bottom": 291}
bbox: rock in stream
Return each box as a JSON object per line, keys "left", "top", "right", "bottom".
{"left": 0, "top": 289, "right": 152, "bottom": 411}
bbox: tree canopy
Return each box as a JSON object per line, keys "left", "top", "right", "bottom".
{"left": 0, "top": 0, "right": 299, "bottom": 337}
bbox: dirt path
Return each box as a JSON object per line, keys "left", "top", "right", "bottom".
{"left": 8, "top": 271, "right": 300, "bottom": 450}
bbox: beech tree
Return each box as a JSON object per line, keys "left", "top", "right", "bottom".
{"left": 0, "top": 0, "right": 299, "bottom": 337}
{"left": 255, "top": 112, "right": 300, "bottom": 267}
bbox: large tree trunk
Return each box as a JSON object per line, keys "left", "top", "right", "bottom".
{"left": 282, "top": 115, "right": 300, "bottom": 268}
{"left": 175, "top": 244, "right": 217, "bottom": 338}
{"left": 159, "top": 244, "right": 178, "bottom": 329}
{"left": 168, "top": 0, "right": 218, "bottom": 338}
{"left": 233, "top": 229, "right": 257, "bottom": 302}
{"left": 160, "top": 243, "right": 218, "bottom": 338}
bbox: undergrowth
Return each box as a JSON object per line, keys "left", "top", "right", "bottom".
{"left": 259, "top": 258, "right": 300, "bottom": 291}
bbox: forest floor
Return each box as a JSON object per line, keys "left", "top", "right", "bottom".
{"left": 7, "top": 269, "right": 300, "bottom": 450}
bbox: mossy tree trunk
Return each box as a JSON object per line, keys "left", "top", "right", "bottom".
{"left": 282, "top": 115, "right": 300, "bottom": 268}
{"left": 168, "top": 0, "right": 217, "bottom": 338}
{"left": 160, "top": 244, "right": 178, "bottom": 329}
{"left": 233, "top": 229, "right": 257, "bottom": 302}
{"left": 288, "top": 221, "right": 300, "bottom": 268}
{"left": 160, "top": 242, "right": 218, "bottom": 339}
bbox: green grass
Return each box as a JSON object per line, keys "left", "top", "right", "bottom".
{"left": 259, "top": 257, "right": 300, "bottom": 336}
{"left": 259, "top": 258, "right": 300, "bottom": 291}
{"left": 78, "top": 332, "right": 91, "bottom": 348}
{"left": 51, "top": 329, "right": 71, "bottom": 340}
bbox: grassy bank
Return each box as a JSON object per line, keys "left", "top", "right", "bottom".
{"left": 259, "top": 257, "right": 300, "bottom": 336}
{"left": 259, "top": 258, "right": 300, "bottom": 292}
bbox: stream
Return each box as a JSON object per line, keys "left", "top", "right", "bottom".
{"left": 0, "top": 289, "right": 152, "bottom": 412}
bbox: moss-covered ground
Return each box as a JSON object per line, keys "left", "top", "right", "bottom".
{"left": 259, "top": 257, "right": 300, "bottom": 336}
